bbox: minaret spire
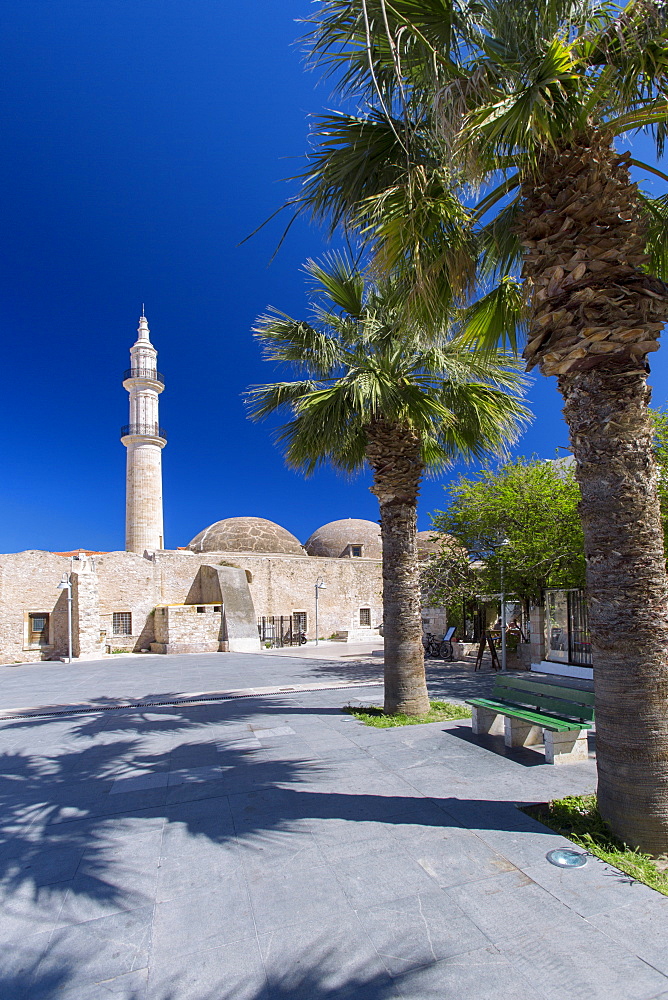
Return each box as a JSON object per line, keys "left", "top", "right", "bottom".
{"left": 121, "top": 313, "right": 166, "bottom": 552}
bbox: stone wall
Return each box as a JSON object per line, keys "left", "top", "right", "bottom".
{"left": 421, "top": 607, "right": 449, "bottom": 636}
{"left": 0, "top": 547, "right": 383, "bottom": 662}
{"left": 0, "top": 551, "right": 71, "bottom": 662}
{"left": 198, "top": 565, "right": 260, "bottom": 651}
{"left": 152, "top": 603, "right": 225, "bottom": 654}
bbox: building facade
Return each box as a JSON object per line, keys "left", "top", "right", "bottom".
{"left": 0, "top": 313, "right": 386, "bottom": 664}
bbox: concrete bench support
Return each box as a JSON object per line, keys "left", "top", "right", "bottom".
{"left": 504, "top": 716, "right": 543, "bottom": 748}
{"left": 544, "top": 728, "right": 589, "bottom": 764}
{"left": 471, "top": 706, "right": 504, "bottom": 737}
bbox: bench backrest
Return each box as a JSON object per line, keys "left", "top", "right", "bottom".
{"left": 491, "top": 675, "right": 595, "bottom": 723}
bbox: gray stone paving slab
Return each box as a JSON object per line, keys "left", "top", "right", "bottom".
{"left": 53, "top": 968, "right": 149, "bottom": 1000}
{"left": 356, "top": 889, "right": 491, "bottom": 975}
{"left": 256, "top": 910, "right": 396, "bottom": 998}
{"left": 332, "top": 845, "right": 449, "bottom": 909}
{"left": 498, "top": 921, "right": 668, "bottom": 1000}
{"left": 389, "top": 821, "right": 518, "bottom": 887}
{"left": 391, "top": 945, "right": 533, "bottom": 999}
{"left": 151, "top": 873, "right": 256, "bottom": 960}
{"left": 523, "top": 853, "right": 655, "bottom": 917}
{"left": 235, "top": 826, "right": 327, "bottom": 879}
{"left": 34, "top": 906, "right": 152, "bottom": 996}
{"left": 246, "top": 864, "right": 353, "bottom": 937}
{"left": 308, "top": 815, "right": 400, "bottom": 864}
{"left": 444, "top": 869, "right": 588, "bottom": 940}
{"left": 586, "top": 894, "right": 668, "bottom": 976}
{"left": 146, "top": 936, "right": 265, "bottom": 1000}
{"left": 0, "top": 651, "right": 666, "bottom": 1000}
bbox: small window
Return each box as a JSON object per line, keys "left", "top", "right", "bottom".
{"left": 292, "top": 611, "right": 307, "bottom": 635}
{"left": 196, "top": 606, "right": 205, "bottom": 613}
{"left": 29, "top": 613, "right": 50, "bottom": 645}
{"left": 213, "top": 605, "right": 222, "bottom": 613}
{"left": 112, "top": 612, "right": 132, "bottom": 636}
{"left": 351, "top": 546, "right": 362, "bottom": 557}
{"left": 359, "top": 608, "right": 371, "bottom": 627}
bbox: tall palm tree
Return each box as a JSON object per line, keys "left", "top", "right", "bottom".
{"left": 303, "top": 0, "right": 668, "bottom": 853}
{"left": 247, "top": 255, "right": 530, "bottom": 715}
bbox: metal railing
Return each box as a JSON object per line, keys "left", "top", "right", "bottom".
{"left": 123, "top": 368, "right": 164, "bottom": 385}
{"left": 120, "top": 424, "right": 167, "bottom": 440}
{"left": 258, "top": 616, "right": 307, "bottom": 648}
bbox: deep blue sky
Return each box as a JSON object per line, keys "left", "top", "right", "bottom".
{"left": 1, "top": 1, "right": 667, "bottom": 553}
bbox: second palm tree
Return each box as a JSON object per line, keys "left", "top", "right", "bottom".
{"left": 247, "top": 255, "right": 529, "bottom": 715}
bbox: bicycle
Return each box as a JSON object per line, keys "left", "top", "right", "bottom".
{"left": 422, "top": 633, "right": 444, "bottom": 658}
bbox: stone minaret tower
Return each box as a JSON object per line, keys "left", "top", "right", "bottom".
{"left": 121, "top": 312, "right": 166, "bottom": 552}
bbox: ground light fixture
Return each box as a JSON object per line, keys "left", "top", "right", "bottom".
{"left": 57, "top": 572, "right": 73, "bottom": 663}
{"left": 546, "top": 849, "right": 588, "bottom": 868}
{"left": 314, "top": 578, "right": 327, "bottom": 646}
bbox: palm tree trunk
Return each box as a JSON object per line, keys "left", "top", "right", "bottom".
{"left": 366, "top": 419, "right": 430, "bottom": 715}
{"left": 560, "top": 365, "right": 668, "bottom": 856}
{"left": 517, "top": 132, "right": 668, "bottom": 855}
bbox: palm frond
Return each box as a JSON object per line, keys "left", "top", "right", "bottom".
{"left": 252, "top": 311, "right": 341, "bottom": 376}
{"left": 304, "top": 253, "right": 367, "bottom": 317}
{"left": 457, "top": 276, "right": 527, "bottom": 353}
{"left": 250, "top": 255, "right": 531, "bottom": 480}
{"left": 245, "top": 380, "right": 322, "bottom": 421}
{"left": 639, "top": 192, "right": 668, "bottom": 282}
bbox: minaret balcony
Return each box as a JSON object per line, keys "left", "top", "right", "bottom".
{"left": 123, "top": 368, "right": 165, "bottom": 386}
{"left": 121, "top": 423, "right": 167, "bottom": 442}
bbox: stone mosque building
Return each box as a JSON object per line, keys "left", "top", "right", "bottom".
{"left": 0, "top": 314, "right": 429, "bottom": 663}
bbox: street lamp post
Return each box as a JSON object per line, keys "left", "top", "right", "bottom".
{"left": 57, "top": 573, "right": 73, "bottom": 663}
{"left": 500, "top": 559, "right": 507, "bottom": 673}
{"left": 499, "top": 539, "right": 510, "bottom": 672}
{"left": 314, "top": 578, "right": 326, "bottom": 646}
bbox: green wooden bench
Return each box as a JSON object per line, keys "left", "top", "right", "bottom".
{"left": 465, "top": 675, "right": 594, "bottom": 764}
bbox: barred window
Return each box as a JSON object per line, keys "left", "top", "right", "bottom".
{"left": 112, "top": 612, "right": 132, "bottom": 636}
{"left": 351, "top": 545, "right": 362, "bottom": 557}
{"left": 292, "top": 611, "right": 307, "bottom": 635}
{"left": 29, "top": 613, "right": 49, "bottom": 645}
{"left": 359, "top": 608, "right": 371, "bottom": 627}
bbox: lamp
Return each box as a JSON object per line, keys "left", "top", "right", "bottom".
{"left": 498, "top": 538, "right": 510, "bottom": 672}
{"left": 314, "top": 578, "right": 327, "bottom": 646}
{"left": 57, "top": 573, "right": 73, "bottom": 663}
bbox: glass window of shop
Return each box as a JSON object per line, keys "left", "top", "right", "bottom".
{"left": 544, "top": 589, "right": 592, "bottom": 666}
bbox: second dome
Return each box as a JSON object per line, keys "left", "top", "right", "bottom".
{"left": 305, "top": 518, "right": 382, "bottom": 559}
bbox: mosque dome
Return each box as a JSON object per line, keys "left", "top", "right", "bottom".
{"left": 417, "top": 530, "right": 443, "bottom": 560}
{"left": 305, "top": 518, "right": 382, "bottom": 559}
{"left": 417, "top": 530, "right": 464, "bottom": 561}
{"left": 187, "top": 516, "right": 305, "bottom": 555}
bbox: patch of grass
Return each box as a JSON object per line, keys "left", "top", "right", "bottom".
{"left": 523, "top": 794, "right": 668, "bottom": 897}
{"left": 342, "top": 700, "right": 471, "bottom": 728}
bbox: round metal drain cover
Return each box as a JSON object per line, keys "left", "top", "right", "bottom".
{"left": 546, "top": 848, "right": 587, "bottom": 868}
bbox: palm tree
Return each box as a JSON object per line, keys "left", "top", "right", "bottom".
{"left": 247, "top": 255, "right": 530, "bottom": 715}
{"left": 303, "top": 0, "right": 668, "bottom": 853}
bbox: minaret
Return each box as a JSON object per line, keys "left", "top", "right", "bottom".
{"left": 121, "top": 312, "right": 166, "bottom": 552}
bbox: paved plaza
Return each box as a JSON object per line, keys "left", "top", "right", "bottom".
{"left": 0, "top": 650, "right": 667, "bottom": 999}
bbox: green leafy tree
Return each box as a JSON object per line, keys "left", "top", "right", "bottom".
{"left": 652, "top": 407, "right": 668, "bottom": 551}
{"left": 420, "top": 533, "right": 477, "bottom": 630}
{"left": 247, "top": 255, "right": 530, "bottom": 714}
{"left": 427, "top": 457, "right": 585, "bottom": 606}
{"left": 301, "top": 0, "right": 668, "bottom": 856}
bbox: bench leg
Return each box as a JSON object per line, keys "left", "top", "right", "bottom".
{"left": 471, "top": 706, "right": 504, "bottom": 736}
{"left": 544, "top": 729, "right": 589, "bottom": 765}
{"left": 503, "top": 717, "right": 543, "bottom": 748}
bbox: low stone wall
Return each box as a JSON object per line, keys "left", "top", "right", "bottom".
{"left": 151, "top": 603, "right": 225, "bottom": 654}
